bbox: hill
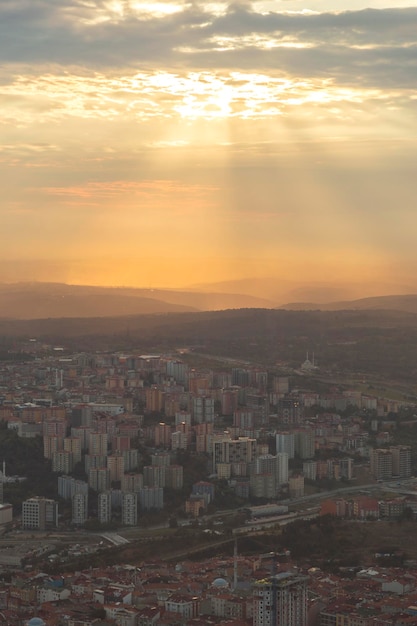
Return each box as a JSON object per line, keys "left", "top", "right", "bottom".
{"left": 0, "top": 282, "right": 275, "bottom": 319}
{"left": 280, "top": 294, "right": 417, "bottom": 314}
{"left": 189, "top": 278, "right": 416, "bottom": 304}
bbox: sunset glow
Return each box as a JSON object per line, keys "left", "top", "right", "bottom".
{"left": 2, "top": 0, "right": 417, "bottom": 294}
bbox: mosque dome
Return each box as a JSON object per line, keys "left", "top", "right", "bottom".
{"left": 27, "top": 618, "right": 46, "bottom": 626}
{"left": 212, "top": 577, "right": 228, "bottom": 588}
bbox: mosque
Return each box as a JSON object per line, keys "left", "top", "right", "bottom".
{"left": 26, "top": 618, "right": 46, "bottom": 626}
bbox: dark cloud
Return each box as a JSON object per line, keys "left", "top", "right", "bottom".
{"left": 0, "top": 2, "right": 416, "bottom": 89}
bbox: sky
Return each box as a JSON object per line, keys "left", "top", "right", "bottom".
{"left": 2, "top": 0, "right": 417, "bottom": 293}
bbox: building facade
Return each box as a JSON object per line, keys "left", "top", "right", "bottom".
{"left": 253, "top": 572, "right": 308, "bottom": 626}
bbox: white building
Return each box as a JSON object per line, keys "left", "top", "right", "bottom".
{"left": 276, "top": 453, "right": 289, "bottom": 485}
{"left": 164, "top": 595, "right": 199, "bottom": 620}
{"left": 72, "top": 493, "right": 88, "bottom": 525}
{"left": 22, "top": 497, "right": 58, "bottom": 530}
{"left": 122, "top": 492, "right": 138, "bottom": 526}
{"left": 98, "top": 491, "right": 112, "bottom": 524}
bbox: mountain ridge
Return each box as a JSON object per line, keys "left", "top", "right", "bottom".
{"left": 279, "top": 294, "right": 417, "bottom": 313}
{"left": 0, "top": 282, "right": 276, "bottom": 319}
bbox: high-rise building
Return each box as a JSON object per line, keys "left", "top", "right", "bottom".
{"left": 302, "top": 460, "right": 317, "bottom": 481}
{"left": 188, "top": 371, "right": 212, "bottom": 395}
{"left": 98, "top": 491, "right": 112, "bottom": 524}
{"left": 276, "top": 453, "right": 289, "bottom": 485}
{"left": 253, "top": 572, "right": 308, "bottom": 626}
{"left": 172, "top": 431, "right": 188, "bottom": 450}
{"left": 88, "top": 432, "right": 108, "bottom": 456}
{"left": 255, "top": 454, "right": 277, "bottom": 477}
{"left": 250, "top": 473, "right": 277, "bottom": 499}
{"left": 112, "top": 435, "right": 131, "bottom": 452}
{"left": 166, "top": 465, "right": 184, "bottom": 490}
{"left": 71, "top": 426, "right": 93, "bottom": 451}
{"left": 84, "top": 454, "right": 107, "bottom": 475}
{"left": 58, "top": 475, "right": 88, "bottom": 500}
{"left": 146, "top": 386, "right": 165, "bottom": 412}
{"left": 52, "top": 450, "right": 74, "bottom": 474}
{"left": 154, "top": 422, "right": 172, "bottom": 448}
{"left": 272, "top": 376, "right": 289, "bottom": 394}
{"left": 122, "top": 448, "right": 139, "bottom": 472}
{"left": 166, "top": 360, "right": 188, "bottom": 384}
{"left": 22, "top": 497, "right": 58, "bottom": 530}
{"left": 213, "top": 437, "right": 257, "bottom": 472}
{"left": 122, "top": 492, "right": 138, "bottom": 526}
{"left": 294, "top": 429, "right": 315, "bottom": 460}
{"left": 233, "top": 409, "right": 254, "bottom": 429}
{"left": 192, "top": 395, "right": 215, "bottom": 424}
{"left": 250, "top": 454, "right": 288, "bottom": 497}
{"left": 121, "top": 473, "right": 143, "bottom": 493}
{"left": 143, "top": 465, "right": 166, "bottom": 488}
{"left": 246, "top": 393, "right": 269, "bottom": 425}
{"left": 289, "top": 473, "right": 304, "bottom": 498}
{"left": 43, "top": 418, "right": 67, "bottom": 438}
{"left": 107, "top": 454, "right": 125, "bottom": 483}
{"left": 232, "top": 368, "right": 250, "bottom": 387}
{"left": 72, "top": 493, "right": 88, "bottom": 525}
{"left": 151, "top": 452, "right": 171, "bottom": 467}
{"left": 194, "top": 421, "right": 214, "bottom": 453}
{"left": 175, "top": 411, "right": 192, "bottom": 427}
{"left": 63, "top": 437, "right": 82, "bottom": 464}
{"left": 276, "top": 433, "right": 295, "bottom": 459}
{"left": 391, "top": 445, "right": 411, "bottom": 478}
{"left": 139, "top": 486, "right": 163, "bottom": 511}
{"left": 88, "top": 467, "right": 111, "bottom": 492}
{"left": 370, "top": 448, "right": 393, "bottom": 480}
{"left": 277, "top": 398, "right": 303, "bottom": 424}
{"left": 43, "top": 435, "right": 63, "bottom": 460}
{"left": 339, "top": 458, "right": 353, "bottom": 481}
{"left": 221, "top": 388, "right": 239, "bottom": 416}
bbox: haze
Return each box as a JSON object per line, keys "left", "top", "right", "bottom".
{"left": 2, "top": 0, "right": 417, "bottom": 296}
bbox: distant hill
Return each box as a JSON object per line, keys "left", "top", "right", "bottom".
{"left": 280, "top": 294, "right": 417, "bottom": 314}
{"left": 188, "top": 278, "right": 416, "bottom": 304}
{"left": 0, "top": 282, "right": 275, "bottom": 319}
{"left": 0, "top": 306, "right": 416, "bottom": 340}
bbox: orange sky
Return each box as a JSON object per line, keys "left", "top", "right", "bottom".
{"left": 1, "top": 1, "right": 417, "bottom": 294}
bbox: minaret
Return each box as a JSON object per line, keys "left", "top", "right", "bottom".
{"left": 233, "top": 539, "right": 238, "bottom": 590}
{"left": 0, "top": 461, "right": 4, "bottom": 504}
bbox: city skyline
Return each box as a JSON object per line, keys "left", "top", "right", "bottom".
{"left": 2, "top": 0, "right": 417, "bottom": 292}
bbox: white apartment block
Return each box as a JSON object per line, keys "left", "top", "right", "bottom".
{"left": 98, "top": 491, "right": 112, "bottom": 524}
{"left": 22, "top": 497, "right": 58, "bottom": 530}
{"left": 122, "top": 492, "right": 138, "bottom": 526}
{"left": 72, "top": 493, "right": 88, "bottom": 525}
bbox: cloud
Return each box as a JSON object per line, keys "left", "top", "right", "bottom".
{"left": 0, "top": 2, "right": 416, "bottom": 92}
{"left": 38, "top": 179, "right": 219, "bottom": 213}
